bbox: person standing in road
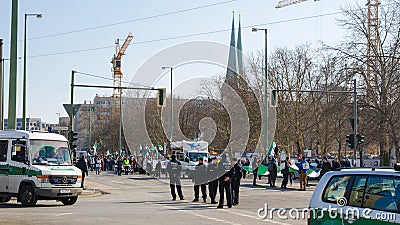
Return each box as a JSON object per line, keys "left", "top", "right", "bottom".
{"left": 75, "top": 155, "right": 88, "bottom": 189}
{"left": 164, "top": 156, "right": 170, "bottom": 178}
{"left": 280, "top": 157, "right": 290, "bottom": 189}
{"left": 193, "top": 157, "right": 207, "bottom": 203}
{"left": 242, "top": 158, "right": 250, "bottom": 179}
{"left": 155, "top": 160, "right": 162, "bottom": 177}
{"left": 117, "top": 156, "right": 123, "bottom": 176}
{"left": 123, "top": 156, "right": 130, "bottom": 175}
{"left": 167, "top": 155, "right": 184, "bottom": 201}
{"left": 298, "top": 156, "right": 309, "bottom": 191}
{"left": 319, "top": 156, "right": 332, "bottom": 179}
{"left": 95, "top": 156, "right": 102, "bottom": 175}
{"left": 207, "top": 156, "right": 219, "bottom": 204}
{"left": 231, "top": 158, "right": 242, "bottom": 206}
{"left": 267, "top": 156, "right": 277, "bottom": 187}
{"left": 332, "top": 156, "right": 341, "bottom": 171}
{"left": 217, "top": 154, "right": 233, "bottom": 209}
{"left": 252, "top": 157, "right": 259, "bottom": 186}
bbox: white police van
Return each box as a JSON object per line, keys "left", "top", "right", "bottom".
{"left": 309, "top": 166, "right": 400, "bottom": 225}
{"left": 0, "top": 130, "right": 83, "bottom": 206}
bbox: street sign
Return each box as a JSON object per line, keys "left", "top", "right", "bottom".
{"left": 63, "top": 104, "right": 81, "bottom": 117}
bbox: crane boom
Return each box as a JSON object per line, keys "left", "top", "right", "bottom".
{"left": 111, "top": 32, "right": 133, "bottom": 97}
{"left": 276, "top": 0, "right": 319, "bottom": 8}
{"left": 116, "top": 33, "right": 133, "bottom": 59}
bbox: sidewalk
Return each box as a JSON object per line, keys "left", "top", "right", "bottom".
{"left": 80, "top": 180, "right": 109, "bottom": 197}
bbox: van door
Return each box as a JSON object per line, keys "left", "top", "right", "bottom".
{"left": 0, "top": 140, "right": 10, "bottom": 192}
{"left": 8, "top": 139, "right": 29, "bottom": 193}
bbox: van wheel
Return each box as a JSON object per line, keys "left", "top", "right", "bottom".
{"left": 61, "top": 196, "right": 78, "bottom": 205}
{"left": 19, "top": 185, "right": 37, "bottom": 207}
{"left": 0, "top": 197, "right": 11, "bottom": 203}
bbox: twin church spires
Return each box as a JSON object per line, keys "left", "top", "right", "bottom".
{"left": 226, "top": 12, "right": 244, "bottom": 81}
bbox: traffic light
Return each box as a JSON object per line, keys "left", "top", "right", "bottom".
{"left": 346, "top": 134, "right": 355, "bottom": 149}
{"left": 271, "top": 90, "right": 278, "bottom": 107}
{"left": 357, "top": 134, "right": 365, "bottom": 145}
{"left": 157, "top": 88, "right": 166, "bottom": 107}
{"left": 68, "top": 131, "right": 78, "bottom": 149}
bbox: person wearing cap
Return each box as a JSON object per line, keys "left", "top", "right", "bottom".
{"left": 207, "top": 156, "right": 219, "bottom": 204}
{"left": 167, "top": 155, "right": 184, "bottom": 200}
{"left": 217, "top": 154, "right": 233, "bottom": 208}
{"left": 192, "top": 157, "right": 207, "bottom": 202}
{"left": 231, "top": 157, "right": 242, "bottom": 206}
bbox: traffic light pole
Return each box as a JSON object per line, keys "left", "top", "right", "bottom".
{"left": 69, "top": 70, "right": 165, "bottom": 154}
{"left": 353, "top": 79, "right": 358, "bottom": 167}
{"left": 69, "top": 70, "right": 75, "bottom": 152}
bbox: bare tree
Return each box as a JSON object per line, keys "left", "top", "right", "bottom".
{"left": 332, "top": 0, "right": 400, "bottom": 165}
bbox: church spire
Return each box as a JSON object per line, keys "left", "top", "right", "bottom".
{"left": 237, "top": 14, "right": 243, "bottom": 75}
{"left": 226, "top": 11, "right": 237, "bottom": 81}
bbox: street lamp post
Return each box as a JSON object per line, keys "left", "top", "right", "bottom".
{"left": 162, "top": 66, "right": 173, "bottom": 143}
{"left": 83, "top": 101, "right": 92, "bottom": 151}
{"left": 252, "top": 28, "right": 268, "bottom": 155}
{"left": 23, "top": 13, "right": 42, "bottom": 130}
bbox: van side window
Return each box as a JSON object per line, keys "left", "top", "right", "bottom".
{"left": 0, "top": 140, "right": 8, "bottom": 162}
{"left": 348, "top": 176, "right": 368, "bottom": 207}
{"left": 11, "top": 141, "right": 27, "bottom": 163}
{"left": 364, "top": 176, "right": 400, "bottom": 212}
{"left": 322, "top": 175, "right": 352, "bottom": 203}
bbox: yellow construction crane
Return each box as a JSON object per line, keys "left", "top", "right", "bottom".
{"left": 276, "top": 0, "right": 318, "bottom": 8}
{"left": 111, "top": 32, "right": 133, "bottom": 97}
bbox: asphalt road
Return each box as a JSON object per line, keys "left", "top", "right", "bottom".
{"left": 0, "top": 171, "right": 316, "bottom": 225}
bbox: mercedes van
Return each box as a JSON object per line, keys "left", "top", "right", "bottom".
{"left": 0, "top": 130, "right": 83, "bottom": 206}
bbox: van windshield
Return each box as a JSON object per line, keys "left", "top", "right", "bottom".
{"left": 31, "top": 140, "right": 71, "bottom": 165}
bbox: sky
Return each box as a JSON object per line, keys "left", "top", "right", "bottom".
{"left": 0, "top": 0, "right": 360, "bottom": 124}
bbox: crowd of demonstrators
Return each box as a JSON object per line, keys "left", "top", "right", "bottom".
{"left": 80, "top": 154, "right": 152, "bottom": 176}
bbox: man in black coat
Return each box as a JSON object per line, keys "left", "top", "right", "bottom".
{"left": 319, "top": 156, "right": 332, "bottom": 179}
{"left": 193, "top": 157, "right": 207, "bottom": 202}
{"left": 207, "top": 157, "right": 219, "bottom": 204}
{"left": 167, "top": 155, "right": 184, "bottom": 200}
{"left": 75, "top": 155, "right": 88, "bottom": 189}
{"left": 231, "top": 158, "right": 242, "bottom": 206}
{"left": 217, "top": 154, "right": 233, "bottom": 209}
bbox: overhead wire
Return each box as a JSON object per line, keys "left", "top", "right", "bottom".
{"left": 28, "top": 11, "right": 343, "bottom": 58}
{"left": 75, "top": 71, "right": 153, "bottom": 89}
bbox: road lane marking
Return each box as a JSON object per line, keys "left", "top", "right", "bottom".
{"left": 55, "top": 213, "right": 74, "bottom": 217}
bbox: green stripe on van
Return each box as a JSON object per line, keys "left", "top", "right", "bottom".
{"left": 0, "top": 164, "right": 41, "bottom": 176}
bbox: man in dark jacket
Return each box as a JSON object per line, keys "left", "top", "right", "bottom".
{"left": 193, "top": 157, "right": 207, "bottom": 202}
{"left": 207, "top": 157, "right": 219, "bottom": 204}
{"left": 75, "top": 155, "right": 88, "bottom": 189}
{"left": 167, "top": 155, "right": 184, "bottom": 200}
{"left": 267, "top": 156, "right": 277, "bottom": 187}
{"left": 231, "top": 158, "right": 242, "bottom": 206}
{"left": 252, "top": 157, "right": 259, "bottom": 186}
{"left": 319, "top": 156, "right": 332, "bottom": 179}
{"left": 217, "top": 154, "right": 233, "bottom": 208}
{"left": 280, "top": 157, "right": 290, "bottom": 189}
